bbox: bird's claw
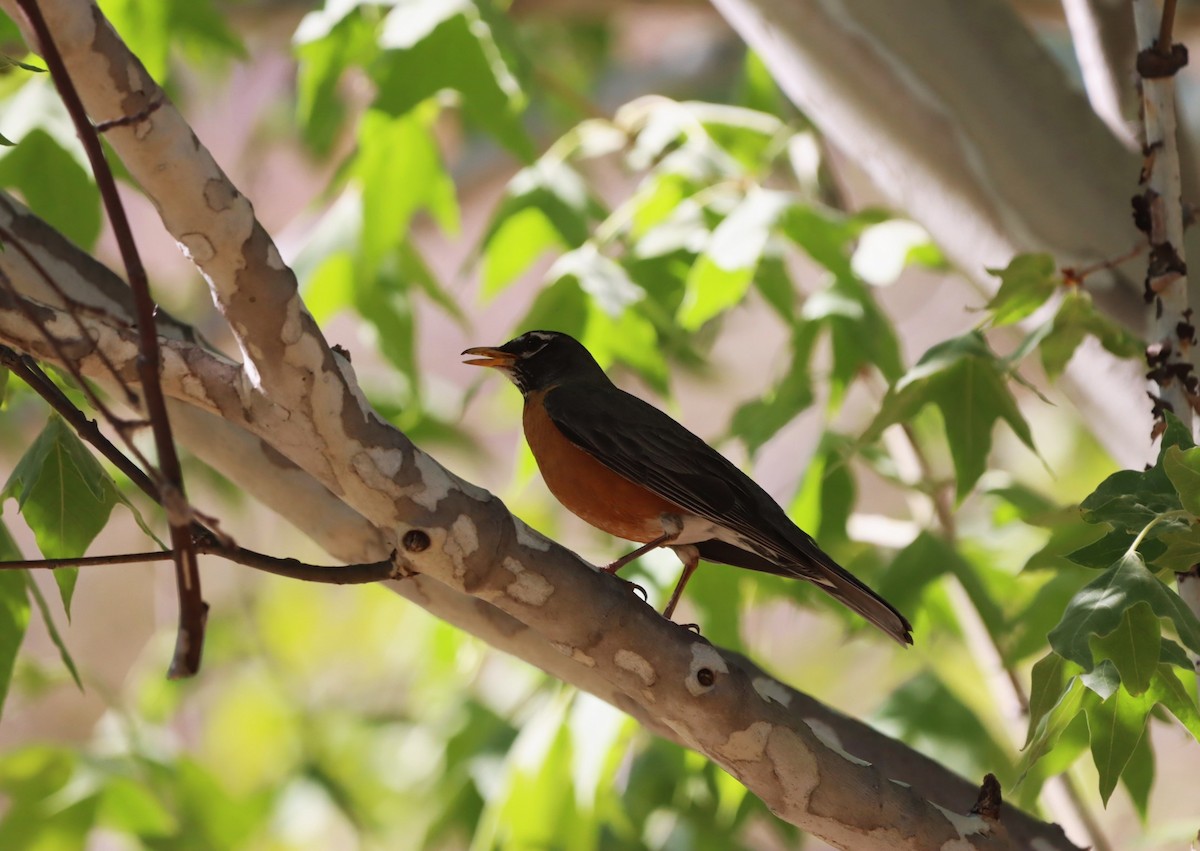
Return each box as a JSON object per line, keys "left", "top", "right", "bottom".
{"left": 682, "top": 622, "right": 701, "bottom": 634}
{"left": 624, "top": 579, "right": 649, "bottom": 602}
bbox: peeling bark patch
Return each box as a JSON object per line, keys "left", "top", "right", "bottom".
{"left": 410, "top": 451, "right": 454, "bottom": 510}
{"left": 366, "top": 446, "right": 404, "bottom": 479}
{"left": 804, "top": 718, "right": 871, "bottom": 767}
{"left": 203, "top": 178, "right": 238, "bottom": 212}
{"left": 932, "top": 804, "right": 986, "bottom": 839}
{"left": 514, "top": 518, "right": 552, "bottom": 551}
{"left": 266, "top": 243, "right": 285, "bottom": 271}
{"left": 764, "top": 727, "right": 819, "bottom": 804}
{"left": 752, "top": 676, "right": 793, "bottom": 707}
{"left": 280, "top": 295, "right": 304, "bottom": 345}
{"left": 718, "top": 721, "right": 771, "bottom": 761}
{"left": 614, "top": 649, "right": 657, "bottom": 686}
{"left": 443, "top": 515, "right": 479, "bottom": 580}
{"left": 502, "top": 557, "right": 553, "bottom": 606}
{"left": 685, "top": 642, "right": 728, "bottom": 695}
{"left": 179, "top": 233, "right": 215, "bottom": 263}
{"left": 551, "top": 641, "right": 596, "bottom": 667}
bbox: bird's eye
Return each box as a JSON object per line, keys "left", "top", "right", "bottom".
{"left": 515, "top": 333, "right": 553, "bottom": 358}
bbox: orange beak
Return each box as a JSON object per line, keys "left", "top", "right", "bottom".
{"left": 461, "top": 346, "right": 517, "bottom": 369}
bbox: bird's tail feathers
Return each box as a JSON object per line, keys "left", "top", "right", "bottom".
{"left": 811, "top": 560, "right": 913, "bottom": 646}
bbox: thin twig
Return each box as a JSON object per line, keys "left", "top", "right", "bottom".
{"left": 0, "top": 545, "right": 403, "bottom": 584}
{"left": 14, "top": 0, "right": 206, "bottom": 678}
{"left": 1158, "top": 0, "right": 1178, "bottom": 52}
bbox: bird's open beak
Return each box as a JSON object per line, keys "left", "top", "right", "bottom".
{"left": 461, "top": 346, "right": 517, "bottom": 369}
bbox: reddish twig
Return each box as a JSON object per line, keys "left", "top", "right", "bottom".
{"left": 0, "top": 546, "right": 403, "bottom": 584}
{"left": 14, "top": 0, "right": 205, "bottom": 677}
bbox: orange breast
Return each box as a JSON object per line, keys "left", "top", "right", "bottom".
{"left": 523, "top": 390, "right": 684, "bottom": 543}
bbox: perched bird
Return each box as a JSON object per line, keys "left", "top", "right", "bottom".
{"left": 463, "top": 330, "right": 913, "bottom": 645}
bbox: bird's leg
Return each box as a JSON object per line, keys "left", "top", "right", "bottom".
{"left": 602, "top": 516, "right": 684, "bottom": 574}
{"left": 663, "top": 546, "right": 700, "bottom": 620}
{"left": 601, "top": 530, "right": 676, "bottom": 574}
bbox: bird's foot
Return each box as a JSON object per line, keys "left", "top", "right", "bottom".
{"left": 612, "top": 575, "right": 648, "bottom": 603}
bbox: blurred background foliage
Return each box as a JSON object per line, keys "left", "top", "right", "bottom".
{"left": 0, "top": 0, "right": 1197, "bottom": 848}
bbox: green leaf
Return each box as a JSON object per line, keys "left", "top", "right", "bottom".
{"left": 1078, "top": 420, "right": 1191, "bottom": 533}
{"left": 0, "top": 522, "right": 30, "bottom": 718}
{"left": 679, "top": 189, "right": 793, "bottom": 330}
{"left": 1085, "top": 682, "right": 1152, "bottom": 805}
{"left": 1024, "top": 652, "right": 1084, "bottom": 748}
{"left": 1049, "top": 551, "right": 1200, "bottom": 671}
{"left": 482, "top": 159, "right": 600, "bottom": 295}
{"left": 876, "top": 671, "right": 1014, "bottom": 784}
{"left": 295, "top": 10, "right": 377, "bottom": 155}
{"left": 1088, "top": 601, "right": 1160, "bottom": 695}
{"left": 1119, "top": 719, "right": 1155, "bottom": 821}
{"left": 729, "top": 323, "right": 817, "bottom": 454}
{"left": 862, "top": 331, "right": 1037, "bottom": 499}
{"left": 98, "top": 775, "right": 177, "bottom": 836}
{"left": 807, "top": 275, "right": 905, "bottom": 396}
{"left": 788, "top": 432, "right": 855, "bottom": 545}
{"left": 1147, "top": 663, "right": 1200, "bottom": 740}
{"left": 353, "top": 106, "right": 459, "bottom": 271}
{"left": 1068, "top": 528, "right": 1165, "bottom": 569}
{"left": 0, "top": 128, "right": 101, "bottom": 248}
{"left": 875, "top": 532, "right": 954, "bottom": 618}
{"left": 1038, "top": 290, "right": 1143, "bottom": 380}
{"left": 1164, "top": 445, "right": 1200, "bottom": 517}
{"left": 516, "top": 277, "right": 589, "bottom": 339}
{"left": 2, "top": 416, "right": 121, "bottom": 614}
{"left": 483, "top": 207, "right": 566, "bottom": 296}
{"left": 373, "top": 0, "right": 532, "bottom": 161}
{"left": 548, "top": 243, "right": 643, "bottom": 318}
{"left": 1019, "top": 656, "right": 1085, "bottom": 781}
{"left": 984, "top": 253, "right": 1057, "bottom": 326}
{"left": 1154, "top": 526, "right": 1200, "bottom": 572}
{"left": 24, "top": 575, "right": 80, "bottom": 689}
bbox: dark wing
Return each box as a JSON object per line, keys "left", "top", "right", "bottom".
{"left": 544, "top": 381, "right": 913, "bottom": 645}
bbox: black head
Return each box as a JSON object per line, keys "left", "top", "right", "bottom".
{"left": 462, "top": 330, "right": 608, "bottom": 394}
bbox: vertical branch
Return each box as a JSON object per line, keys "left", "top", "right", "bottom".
{"left": 12, "top": 0, "right": 206, "bottom": 677}
{"left": 1132, "top": 0, "right": 1200, "bottom": 685}
{"left": 1132, "top": 0, "right": 1195, "bottom": 438}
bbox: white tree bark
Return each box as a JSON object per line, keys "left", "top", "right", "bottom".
{"left": 0, "top": 1, "right": 1085, "bottom": 847}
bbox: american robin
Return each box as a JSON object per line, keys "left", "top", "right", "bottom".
{"left": 463, "top": 330, "right": 913, "bottom": 645}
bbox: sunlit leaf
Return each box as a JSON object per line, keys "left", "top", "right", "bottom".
{"left": 0, "top": 128, "right": 100, "bottom": 249}
{"left": 373, "top": 0, "right": 532, "bottom": 160}
{"left": 353, "top": 105, "right": 459, "bottom": 271}
{"left": 984, "top": 253, "right": 1057, "bottom": 326}
{"left": 679, "top": 189, "right": 793, "bottom": 329}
